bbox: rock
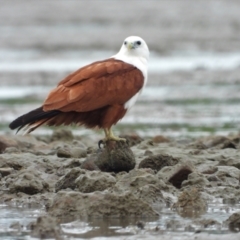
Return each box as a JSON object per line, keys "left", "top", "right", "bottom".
{"left": 136, "top": 220, "right": 145, "bottom": 229}
{"left": 204, "top": 136, "right": 229, "bottom": 148}
{"left": 204, "top": 185, "right": 240, "bottom": 200}
{"left": 55, "top": 168, "right": 84, "bottom": 192}
{"left": 195, "top": 136, "right": 238, "bottom": 150}
{"left": 6, "top": 169, "right": 49, "bottom": 195}
{"left": 57, "top": 147, "right": 71, "bottom": 158}
{"left": 199, "top": 165, "right": 218, "bottom": 174}
{"left": 216, "top": 166, "right": 240, "bottom": 179}
{"left": 47, "top": 190, "right": 159, "bottom": 219}
{"left": 0, "top": 135, "right": 55, "bottom": 156}
{"left": 94, "top": 140, "right": 136, "bottom": 173}
{"left": 113, "top": 169, "right": 165, "bottom": 204}
{"left": 50, "top": 129, "right": 74, "bottom": 142}
{"left": 57, "top": 146, "right": 87, "bottom": 159}
{"left": 152, "top": 135, "right": 170, "bottom": 143}
{"left": 143, "top": 150, "right": 153, "bottom": 156}
{"left": 56, "top": 168, "right": 116, "bottom": 193}
{"left": 157, "top": 162, "right": 194, "bottom": 189}
{"left": 29, "top": 215, "right": 63, "bottom": 238}
{"left": 63, "top": 159, "right": 82, "bottom": 168}
{"left": 182, "top": 172, "right": 209, "bottom": 188}
{"left": 0, "top": 155, "right": 24, "bottom": 170}
{"left": 75, "top": 171, "right": 116, "bottom": 193}
{"left": 222, "top": 140, "right": 237, "bottom": 149}
{"left": 0, "top": 167, "right": 14, "bottom": 177}
{"left": 226, "top": 212, "right": 240, "bottom": 232}
{"left": 187, "top": 141, "right": 207, "bottom": 150}
{"left": 9, "top": 221, "right": 23, "bottom": 231}
{"left": 15, "top": 135, "right": 48, "bottom": 152}
{"left": 139, "top": 154, "right": 179, "bottom": 172}
{"left": 114, "top": 168, "right": 158, "bottom": 191}
{"left": 207, "top": 175, "right": 220, "bottom": 182}
{"left": 0, "top": 135, "right": 18, "bottom": 153}
{"left": 208, "top": 166, "right": 240, "bottom": 188}
{"left": 137, "top": 139, "right": 155, "bottom": 150}
{"left": 81, "top": 155, "right": 100, "bottom": 171}
{"left": 3, "top": 147, "right": 20, "bottom": 154}
{"left": 70, "top": 147, "right": 87, "bottom": 158}
{"left": 172, "top": 188, "right": 207, "bottom": 218}
{"left": 119, "top": 134, "right": 143, "bottom": 146}
{"left": 193, "top": 218, "right": 220, "bottom": 228}
{"left": 71, "top": 140, "right": 87, "bottom": 149}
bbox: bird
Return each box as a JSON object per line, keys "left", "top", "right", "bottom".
{"left": 9, "top": 36, "right": 149, "bottom": 142}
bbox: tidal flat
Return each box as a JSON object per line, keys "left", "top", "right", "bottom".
{"left": 1, "top": 0, "right": 240, "bottom": 239}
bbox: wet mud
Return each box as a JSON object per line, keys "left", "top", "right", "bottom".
{"left": 1, "top": 130, "right": 240, "bottom": 238}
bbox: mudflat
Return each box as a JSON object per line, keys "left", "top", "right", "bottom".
{"left": 1, "top": 1, "right": 240, "bottom": 239}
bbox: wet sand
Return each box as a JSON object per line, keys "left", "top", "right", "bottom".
{"left": 1, "top": 131, "right": 240, "bottom": 238}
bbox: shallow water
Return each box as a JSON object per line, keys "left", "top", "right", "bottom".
{"left": 1, "top": 51, "right": 240, "bottom": 72}
{"left": 0, "top": 200, "right": 239, "bottom": 239}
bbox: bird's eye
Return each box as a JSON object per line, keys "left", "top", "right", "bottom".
{"left": 136, "top": 41, "right": 141, "bottom": 45}
{"left": 124, "top": 41, "right": 127, "bottom": 45}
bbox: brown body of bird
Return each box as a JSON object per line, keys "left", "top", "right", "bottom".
{"left": 9, "top": 36, "right": 149, "bottom": 141}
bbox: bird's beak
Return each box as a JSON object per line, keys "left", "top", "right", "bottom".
{"left": 127, "top": 42, "right": 135, "bottom": 50}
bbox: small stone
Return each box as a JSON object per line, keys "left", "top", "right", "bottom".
{"left": 94, "top": 140, "right": 136, "bottom": 173}
{"left": 6, "top": 170, "right": 49, "bottom": 195}
{"left": 136, "top": 220, "right": 145, "bottom": 229}
{"left": 57, "top": 148, "right": 71, "bottom": 158}
{"left": 81, "top": 155, "right": 100, "bottom": 171}
{"left": 75, "top": 171, "right": 116, "bottom": 193}
{"left": 152, "top": 135, "right": 170, "bottom": 143}
{"left": 181, "top": 172, "right": 209, "bottom": 189}
{"left": 70, "top": 147, "right": 87, "bottom": 158}
{"left": 139, "top": 154, "right": 179, "bottom": 172}
{"left": 169, "top": 167, "right": 193, "bottom": 189}
{"left": 0, "top": 167, "right": 14, "bottom": 177}
{"left": 50, "top": 129, "right": 74, "bottom": 142}
{"left": 3, "top": 147, "right": 20, "bottom": 154}
{"left": 119, "top": 134, "right": 143, "bottom": 146}
{"left": 143, "top": 150, "right": 153, "bottom": 156}
{"left": 222, "top": 140, "right": 237, "bottom": 149}
{"left": 226, "top": 212, "right": 240, "bottom": 232}
{"left": 157, "top": 162, "right": 194, "bottom": 189}
{"left": 172, "top": 188, "right": 207, "bottom": 218}
{"left": 10, "top": 221, "right": 22, "bottom": 231}
{"left": 0, "top": 135, "right": 18, "bottom": 153}
{"left": 204, "top": 136, "right": 229, "bottom": 148}
{"left": 55, "top": 168, "right": 84, "bottom": 192}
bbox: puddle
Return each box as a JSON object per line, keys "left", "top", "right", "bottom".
{"left": 0, "top": 200, "right": 238, "bottom": 239}
{"left": 0, "top": 204, "right": 44, "bottom": 239}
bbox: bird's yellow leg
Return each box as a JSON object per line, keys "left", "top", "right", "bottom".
{"left": 103, "top": 128, "right": 126, "bottom": 142}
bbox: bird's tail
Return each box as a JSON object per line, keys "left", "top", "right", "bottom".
{"left": 9, "top": 107, "right": 60, "bottom": 134}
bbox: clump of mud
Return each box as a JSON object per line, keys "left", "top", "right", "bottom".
{"left": 1, "top": 130, "right": 240, "bottom": 236}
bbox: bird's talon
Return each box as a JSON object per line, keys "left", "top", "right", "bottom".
{"left": 98, "top": 140, "right": 105, "bottom": 149}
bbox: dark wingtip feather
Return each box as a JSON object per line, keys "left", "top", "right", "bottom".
{"left": 9, "top": 107, "right": 60, "bottom": 132}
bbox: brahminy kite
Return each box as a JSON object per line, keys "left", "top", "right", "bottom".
{"left": 9, "top": 36, "right": 149, "bottom": 142}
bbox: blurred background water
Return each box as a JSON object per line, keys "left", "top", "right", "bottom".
{"left": 1, "top": 0, "right": 240, "bottom": 138}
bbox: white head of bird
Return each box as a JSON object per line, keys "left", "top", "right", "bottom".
{"left": 113, "top": 36, "right": 149, "bottom": 78}
{"left": 118, "top": 36, "right": 149, "bottom": 60}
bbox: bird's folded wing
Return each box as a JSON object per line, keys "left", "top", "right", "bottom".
{"left": 43, "top": 59, "right": 144, "bottom": 112}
